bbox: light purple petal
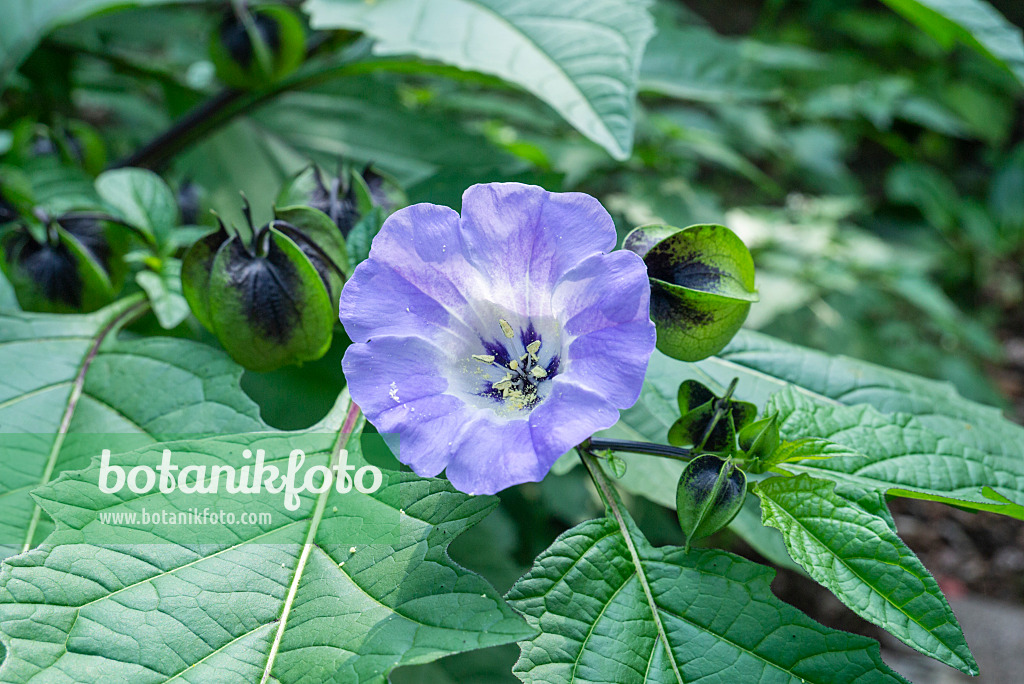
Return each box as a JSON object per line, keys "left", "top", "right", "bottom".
{"left": 552, "top": 250, "right": 655, "bottom": 407}
{"left": 459, "top": 183, "right": 616, "bottom": 316}
{"left": 343, "top": 202, "right": 491, "bottom": 342}
{"left": 339, "top": 259, "right": 466, "bottom": 346}
{"left": 528, "top": 378, "right": 620, "bottom": 462}
{"left": 342, "top": 336, "right": 468, "bottom": 477}
{"left": 444, "top": 417, "right": 543, "bottom": 495}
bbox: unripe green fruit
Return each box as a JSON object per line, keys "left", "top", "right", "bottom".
{"left": 0, "top": 216, "right": 124, "bottom": 313}
{"left": 181, "top": 206, "right": 347, "bottom": 372}
{"left": 209, "top": 6, "right": 305, "bottom": 89}
{"left": 676, "top": 454, "right": 747, "bottom": 550}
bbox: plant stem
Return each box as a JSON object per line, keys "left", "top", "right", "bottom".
{"left": 587, "top": 438, "right": 692, "bottom": 462}
{"left": 114, "top": 32, "right": 345, "bottom": 171}
{"left": 577, "top": 447, "right": 685, "bottom": 683}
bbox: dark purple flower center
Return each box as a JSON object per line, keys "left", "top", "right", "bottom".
{"left": 473, "top": 318, "right": 560, "bottom": 411}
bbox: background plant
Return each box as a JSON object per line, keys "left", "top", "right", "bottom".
{"left": 1, "top": 0, "right": 1023, "bottom": 682}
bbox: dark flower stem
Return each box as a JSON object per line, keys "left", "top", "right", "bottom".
{"left": 587, "top": 438, "right": 693, "bottom": 462}
{"left": 114, "top": 32, "right": 342, "bottom": 171}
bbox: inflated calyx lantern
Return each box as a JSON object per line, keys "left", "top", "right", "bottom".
{"left": 209, "top": 4, "right": 305, "bottom": 89}
{"left": 624, "top": 223, "right": 757, "bottom": 362}
{"left": 181, "top": 201, "right": 349, "bottom": 372}
{"left": 0, "top": 212, "right": 127, "bottom": 313}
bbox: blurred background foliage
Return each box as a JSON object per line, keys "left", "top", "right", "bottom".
{"left": 1, "top": 0, "right": 1022, "bottom": 679}
{"left": 6, "top": 0, "right": 1021, "bottom": 408}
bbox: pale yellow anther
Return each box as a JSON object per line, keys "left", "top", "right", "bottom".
{"left": 530, "top": 366, "right": 547, "bottom": 379}
{"left": 526, "top": 340, "right": 541, "bottom": 355}
{"left": 499, "top": 319, "right": 514, "bottom": 339}
{"left": 472, "top": 354, "right": 495, "bottom": 364}
{"left": 509, "top": 359, "right": 519, "bottom": 370}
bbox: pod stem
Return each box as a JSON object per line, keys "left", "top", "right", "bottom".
{"left": 586, "top": 438, "right": 692, "bottom": 462}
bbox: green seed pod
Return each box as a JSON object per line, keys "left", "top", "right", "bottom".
{"left": 676, "top": 454, "right": 747, "bottom": 550}
{"left": 624, "top": 223, "right": 757, "bottom": 362}
{"left": 10, "top": 120, "right": 106, "bottom": 175}
{"left": 181, "top": 208, "right": 345, "bottom": 372}
{"left": 667, "top": 379, "right": 757, "bottom": 454}
{"left": 737, "top": 412, "right": 781, "bottom": 466}
{"left": 0, "top": 216, "right": 124, "bottom": 313}
{"left": 277, "top": 163, "right": 403, "bottom": 237}
{"left": 209, "top": 5, "right": 305, "bottom": 89}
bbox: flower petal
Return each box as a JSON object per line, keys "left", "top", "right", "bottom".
{"left": 342, "top": 336, "right": 467, "bottom": 477}
{"left": 552, "top": 250, "right": 655, "bottom": 407}
{"left": 529, "top": 377, "right": 620, "bottom": 462}
{"left": 444, "top": 417, "right": 542, "bottom": 495}
{"left": 459, "top": 183, "right": 616, "bottom": 316}
{"left": 339, "top": 259, "right": 468, "bottom": 347}
{"left": 344, "top": 202, "right": 492, "bottom": 342}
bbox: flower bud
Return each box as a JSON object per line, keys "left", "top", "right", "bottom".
{"left": 676, "top": 454, "right": 747, "bottom": 550}
{"left": 209, "top": 6, "right": 305, "bottom": 89}
{"left": 624, "top": 223, "right": 757, "bottom": 362}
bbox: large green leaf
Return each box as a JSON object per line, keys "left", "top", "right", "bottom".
{"left": 0, "top": 297, "right": 266, "bottom": 559}
{"left": 879, "top": 0, "right": 1024, "bottom": 86}
{"left": 640, "top": 21, "right": 822, "bottom": 103}
{"left": 96, "top": 167, "right": 179, "bottom": 246}
{"left": 756, "top": 474, "right": 976, "bottom": 675}
{"left": 508, "top": 507, "right": 907, "bottom": 683}
{"left": 0, "top": 400, "right": 535, "bottom": 682}
{"left": 0, "top": 0, "right": 193, "bottom": 90}
{"left": 304, "top": 0, "right": 655, "bottom": 160}
{"left": 767, "top": 387, "right": 1024, "bottom": 519}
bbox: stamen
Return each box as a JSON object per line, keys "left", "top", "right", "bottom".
{"left": 530, "top": 366, "right": 547, "bottom": 379}
{"left": 509, "top": 359, "right": 519, "bottom": 370}
{"left": 499, "top": 319, "right": 514, "bottom": 339}
{"left": 472, "top": 354, "right": 495, "bottom": 364}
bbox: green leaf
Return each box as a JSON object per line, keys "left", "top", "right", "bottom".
{"left": 767, "top": 387, "right": 1024, "bottom": 519}
{"left": 303, "top": 0, "right": 655, "bottom": 160}
{"left": 95, "top": 167, "right": 178, "bottom": 246}
{"left": 640, "top": 21, "right": 822, "bottom": 102}
{"left": 878, "top": 0, "right": 1024, "bottom": 86}
{"left": 135, "top": 259, "right": 189, "bottom": 329}
{"left": 690, "top": 331, "right": 1024, "bottom": 514}
{"left": 0, "top": 297, "right": 266, "bottom": 559}
{"left": 0, "top": 1, "right": 193, "bottom": 91}
{"left": 756, "top": 474, "right": 977, "bottom": 675}
{"left": 508, "top": 512, "right": 907, "bottom": 683}
{"left": 0, "top": 401, "right": 535, "bottom": 682}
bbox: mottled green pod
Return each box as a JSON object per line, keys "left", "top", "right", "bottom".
{"left": 0, "top": 217, "right": 124, "bottom": 313}
{"left": 667, "top": 379, "right": 757, "bottom": 453}
{"left": 210, "top": 6, "right": 305, "bottom": 89}
{"left": 676, "top": 454, "right": 747, "bottom": 549}
{"left": 181, "top": 218, "right": 338, "bottom": 372}
{"left": 624, "top": 223, "right": 757, "bottom": 362}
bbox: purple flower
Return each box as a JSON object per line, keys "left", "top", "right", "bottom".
{"left": 339, "top": 183, "right": 655, "bottom": 494}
